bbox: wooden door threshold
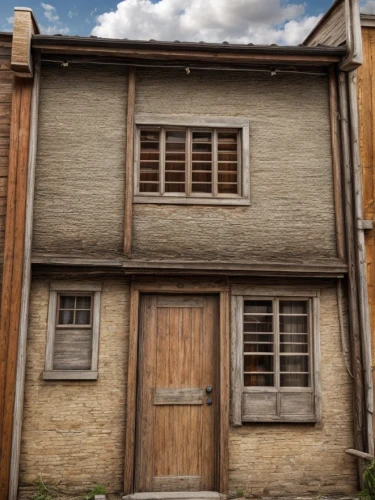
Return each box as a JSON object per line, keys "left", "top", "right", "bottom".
{"left": 123, "top": 493, "right": 226, "bottom": 500}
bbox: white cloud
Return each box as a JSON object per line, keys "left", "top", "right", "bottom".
{"left": 91, "top": 0, "right": 321, "bottom": 46}
{"left": 361, "top": 0, "right": 375, "bottom": 14}
{"left": 68, "top": 10, "right": 75, "bottom": 18}
{"left": 41, "top": 3, "right": 60, "bottom": 22}
{"left": 39, "top": 23, "right": 70, "bottom": 35}
{"left": 6, "top": 16, "right": 14, "bottom": 25}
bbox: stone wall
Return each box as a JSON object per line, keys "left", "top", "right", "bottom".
{"left": 19, "top": 280, "right": 357, "bottom": 498}
{"left": 19, "top": 278, "right": 130, "bottom": 497}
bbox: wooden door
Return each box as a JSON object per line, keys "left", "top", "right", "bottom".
{"left": 135, "top": 294, "right": 219, "bottom": 493}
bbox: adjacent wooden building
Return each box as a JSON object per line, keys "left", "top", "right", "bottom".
{"left": 0, "top": 1, "right": 374, "bottom": 498}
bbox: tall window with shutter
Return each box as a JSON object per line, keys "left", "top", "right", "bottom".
{"left": 43, "top": 283, "right": 102, "bottom": 380}
{"left": 231, "top": 288, "right": 321, "bottom": 424}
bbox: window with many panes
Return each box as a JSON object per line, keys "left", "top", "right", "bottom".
{"left": 43, "top": 283, "right": 102, "bottom": 380}
{"left": 231, "top": 288, "right": 320, "bottom": 424}
{"left": 134, "top": 116, "right": 250, "bottom": 205}
{"left": 244, "top": 299, "right": 311, "bottom": 389}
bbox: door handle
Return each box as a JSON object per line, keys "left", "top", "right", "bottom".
{"left": 206, "top": 386, "right": 213, "bottom": 394}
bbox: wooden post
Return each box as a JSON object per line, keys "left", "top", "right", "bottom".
{"left": 338, "top": 71, "right": 366, "bottom": 478}
{"left": 9, "top": 54, "right": 41, "bottom": 500}
{"left": 0, "top": 75, "right": 33, "bottom": 498}
{"left": 124, "top": 67, "right": 136, "bottom": 258}
{"left": 329, "top": 65, "right": 346, "bottom": 261}
{"left": 348, "top": 70, "right": 374, "bottom": 457}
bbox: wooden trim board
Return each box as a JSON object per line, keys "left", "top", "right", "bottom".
{"left": 0, "top": 75, "right": 33, "bottom": 498}
{"left": 123, "top": 280, "right": 229, "bottom": 495}
{"left": 124, "top": 67, "right": 136, "bottom": 258}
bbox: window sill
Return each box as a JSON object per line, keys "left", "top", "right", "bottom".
{"left": 241, "top": 416, "right": 316, "bottom": 423}
{"left": 134, "top": 195, "right": 251, "bottom": 206}
{"left": 43, "top": 370, "right": 98, "bottom": 381}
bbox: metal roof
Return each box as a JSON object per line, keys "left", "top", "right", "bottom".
{"left": 31, "top": 34, "right": 347, "bottom": 57}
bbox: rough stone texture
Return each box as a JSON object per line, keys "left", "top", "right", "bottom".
{"left": 19, "top": 278, "right": 130, "bottom": 497}
{"left": 33, "top": 64, "right": 127, "bottom": 258}
{"left": 32, "top": 65, "right": 336, "bottom": 264}
{"left": 229, "top": 287, "right": 357, "bottom": 498}
{"left": 133, "top": 68, "right": 336, "bottom": 263}
{"left": 19, "top": 281, "right": 357, "bottom": 498}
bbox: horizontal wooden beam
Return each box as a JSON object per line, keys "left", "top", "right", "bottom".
{"left": 32, "top": 43, "right": 343, "bottom": 66}
{"left": 31, "top": 255, "right": 348, "bottom": 277}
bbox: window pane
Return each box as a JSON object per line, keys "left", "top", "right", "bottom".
{"left": 58, "top": 310, "right": 74, "bottom": 325}
{"left": 218, "top": 130, "right": 238, "bottom": 194}
{"left": 165, "top": 129, "right": 186, "bottom": 193}
{"left": 245, "top": 333, "right": 274, "bottom": 343}
{"left": 192, "top": 131, "right": 212, "bottom": 194}
{"left": 280, "top": 374, "right": 309, "bottom": 387}
{"left": 244, "top": 316, "right": 273, "bottom": 333}
{"left": 140, "top": 129, "right": 160, "bottom": 193}
{"left": 280, "top": 301, "right": 307, "bottom": 315}
{"left": 245, "top": 374, "right": 274, "bottom": 387}
{"left": 60, "top": 296, "right": 75, "bottom": 309}
{"left": 76, "top": 296, "right": 91, "bottom": 309}
{"left": 244, "top": 354, "right": 273, "bottom": 373}
{"left": 245, "top": 343, "right": 274, "bottom": 353}
{"left": 280, "top": 315, "right": 308, "bottom": 334}
{"left": 280, "top": 355, "right": 309, "bottom": 373}
{"left": 244, "top": 300, "right": 272, "bottom": 314}
{"left": 76, "top": 310, "right": 91, "bottom": 325}
{"left": 280, "top": 343, "right": 308, "bottom": 353}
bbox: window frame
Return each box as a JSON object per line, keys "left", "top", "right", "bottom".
{"left": 133, "top": 114, "right": 250, "bottom": 206}
{"left": 231, "top": 286, "right": 321, "bottom": 425}
{"left": 43, "top": 282, "right": 102, "bottom": 381}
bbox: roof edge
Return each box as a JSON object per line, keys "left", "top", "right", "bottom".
{"left": 304, "top": 0, "right": 341, "bottom": 45}
{"left": 31, "top": 34, "right": 347, "bottom": 57}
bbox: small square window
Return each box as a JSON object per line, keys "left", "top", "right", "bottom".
{"left": 43, "top": 283, "right": 102, "bottom": 381}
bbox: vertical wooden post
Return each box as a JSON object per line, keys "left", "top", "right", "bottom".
{"left": 348, "top": 70, "right": 374, "bottom": 457}
{"left": 338, "top": 71, "right": 366, "bottom": 478}
{"left": 124, "top": 67, "right": 136, "bottom": 258}
{"left": 0, "top": 75, "right": 33, "bottom": 498}
{"left": 123, "top": 284, "right": 140, "bottom": 494}
{"left": 329, "top": 65, "right": 346, "bottom": 261}
{"left": 9, "top": 55, "right": 41, "bottom": 500}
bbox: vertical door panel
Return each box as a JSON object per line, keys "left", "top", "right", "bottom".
{"left": 135, "top": 294, "right": 218, "bottom": 492}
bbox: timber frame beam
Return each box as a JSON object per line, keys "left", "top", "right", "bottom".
{"left": 0, "top": 75, "right": 33, "bottom": 497}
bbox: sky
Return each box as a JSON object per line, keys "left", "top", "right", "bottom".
{"left": 1, "top": 0, "right": 375, "bottom": 46}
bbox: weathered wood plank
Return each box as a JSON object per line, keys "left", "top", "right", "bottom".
{"left": 154, "top": 388, "right": 204, "bottom": 405}
{"left": 304, "top": 0, "right": 346, "bottom": 47}
{"left": 124, "top": 67, "right": 135, "bottom": 257}
{"left": 0, "top": 76, "right": 32, "bottom": 498}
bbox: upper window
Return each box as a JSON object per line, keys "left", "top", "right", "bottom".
{"left": 43, "top": 282, "right": 102, "bottom": 381}
{"left": 231, "top": 287, "right": 321, "bottom": 424}
{"left": 134, "top": 115, "right": 250, "bottom": 205}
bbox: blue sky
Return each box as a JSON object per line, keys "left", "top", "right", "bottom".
{"left": 0, "top": 0, "right": 361, "bottom": 44}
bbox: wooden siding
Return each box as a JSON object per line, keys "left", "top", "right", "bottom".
{"left": 0, "top": 41, "right": 12, "bottom": 257}
{"left": 33, "top": 64, "right": 128, "bottom": 258}
{"left": 33, "top": 65, "right": 336, "bottom": 264}
{"left": 304, "top": 0, "right": 346, "bottom": 47}
{"left": 358, "top": 26, "right": 375, "bottom": 437}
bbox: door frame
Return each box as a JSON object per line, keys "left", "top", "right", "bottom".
{"left": 123, "top": 278, "right": 230, "bottom": 495}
